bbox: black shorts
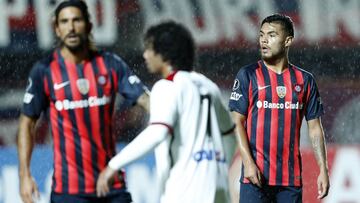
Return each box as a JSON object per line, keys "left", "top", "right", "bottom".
{"left": 239, "top": 183, "right": 302, "bottom": 203}
{"left": 50, "top": 190, "right": 132, "bottom": 203}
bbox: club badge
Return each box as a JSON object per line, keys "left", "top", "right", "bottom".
{"left": 97, "top": 75, "right": 107, "bottom": 85}
{"left": 293, "top": 84, "right": 303, "bottom": 93}
{"left": 76, "top": 78, "right": 90, "bottom": 95}
{"left": 276, "top": 86, "right": 286, "bottom": 98}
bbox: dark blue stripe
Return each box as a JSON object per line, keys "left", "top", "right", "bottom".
{"left": 288, "top": 67, "right": 298, "bottom": 186}
{"left": 102, "top": 57, "right": 117, "bottom": 158}
{"left": 276, "top": 74, "right": 285, "bottom": 185}
{"left": 57, "top": 53, "right": 84, "bottom": 192}
{"left": 75, "top": 61, "right": 99, "bottom": 183}
{"left": 91, "top": 60, "right": 107, "bottom": 153}
{"left": 260, "top": 65, "right": 272, "bottom": 182}
{"left": 58, "top": 113, "right": 68, "bottom": 193}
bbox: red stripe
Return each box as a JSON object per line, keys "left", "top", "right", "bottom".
{"left": 95, "top": 56, "right": 112, "bottom": 159}
{"left": 110, "top": 69, "right": 118, "bottom": 157}
{"left": 246, "top": 80, "right": 253, "bottom": 141}
{"left": 64, "top": 60, "right": 95, "bottom": 193}
{"left": 49, "top": 60, "right": 63, "bottom": 193}
{"left": 111, "top": 69, "right": 119, "bottom": 92}
{"left": 43, "top": 76, "right": 50, "bottom": 97}
{"left": 95, "top": 56, "right": 123, "bottom": 189}
{"left": 150, "top": 122, "right": 174, "bottom": 135}
{"left": 110, "top": 68, "right": 123, "bottom": 188}
{"left": 281, "top": 70, "right": 293, "bottom": 185}
{"left": 293, "top": 67, "right": 305, "bottom": 186}
{"left": 268, "top": 71, "right": 279, "bottom": 185}
{"left": 255, "top": 63, "right": 266, "bottom": 174}
{"left": 83, "top": 60, "right": 107, "bottom": 181}
{"left": 56, "top": 60, "right": 79, "bottom": 194}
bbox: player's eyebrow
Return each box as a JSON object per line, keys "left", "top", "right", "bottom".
{"left": 267, "top": 31, "right": 277, "bottom": 35}
{"left": 260, "top": 30, "right": 278, "bottom": 35}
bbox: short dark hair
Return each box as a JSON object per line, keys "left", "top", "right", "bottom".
{"left": 261, "top": 14, "right": 294, "bottom": 37}
{"left": 54, "top": 0, "right": 91, "bottom": 25}
{"left": 144, "top": 21, "right": 195, "bottom": 71}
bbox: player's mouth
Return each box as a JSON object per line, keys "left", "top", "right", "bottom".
{"left": 261, "top": 45, "right": 270, "bottom": 53}
{"left": 66, "top": 33, "right": 80, "bottom": 41}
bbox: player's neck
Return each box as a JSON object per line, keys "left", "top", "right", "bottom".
{"left": 60, "top": 47, "right": 90, "bottom": 64}
{"left": 161, "top": 65, "right": 174, "bottom": 78}
{"left": 263, "top": 57, "right": 289, "bottom": 74}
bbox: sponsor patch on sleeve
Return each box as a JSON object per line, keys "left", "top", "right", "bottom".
{"left": 23, "top": 93, "right": 34, "bottom": 104}
{"left": 230, "top": 92, "right": 242, "bottom": 101}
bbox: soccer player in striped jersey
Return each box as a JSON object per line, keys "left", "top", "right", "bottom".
{"left": 96, "top": 21, "right": 236, "bottom": 203}
{"left": 17, "top": 1, "right": 149, "bottom": 203}
{"left": 229, "top": 14, "right": 330, "bottom": 202}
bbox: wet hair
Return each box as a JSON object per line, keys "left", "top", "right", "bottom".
{"left": 54, "top": 0, "right": 90, "bottom": 25}
{"left": 261, "top": 14, "right": 294, "bottom": 37}
{"left": 144, "top": 21, "right": 195, "bottom": 71}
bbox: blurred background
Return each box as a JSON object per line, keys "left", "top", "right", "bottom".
{"left": 0, "top": 0, "right": 359, "bottom": 203}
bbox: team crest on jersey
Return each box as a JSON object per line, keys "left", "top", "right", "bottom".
{"left": 293, "top": 84, "right": 303, "bottom": 93}
{"left": 276, "top": 86, "right": 286, "bottom": 98}
{"left": 97, "top": 75, "right": 107, "bottom": 85}
{"left": 76, "top": 78, "right": 90, "bottom": 95}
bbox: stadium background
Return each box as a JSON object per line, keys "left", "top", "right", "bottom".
{"left": 0, "top": 0, "right": 359, "bottom": 202}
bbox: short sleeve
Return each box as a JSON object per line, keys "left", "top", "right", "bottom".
{"left": 149, "top": 80, "right": 177, "bottom": 127}
{"left": 112, "top": 54, "right": 147, "bottom": 106}
{"left": 305, "top": 76, "right": 324, "bottom": 121}
{"left": 228, "top": 68, "right": 250, "bottom": 115}
{"left": 21, "top": 63, "right": 48, "bottom": 118}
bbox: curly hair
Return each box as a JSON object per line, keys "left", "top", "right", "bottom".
{"left": 144, "top": 21, "right": 195, "bottom": 71}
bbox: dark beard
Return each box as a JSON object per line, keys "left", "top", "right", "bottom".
{"left": 60, "top": 34, "right": 89, "bottom": 53}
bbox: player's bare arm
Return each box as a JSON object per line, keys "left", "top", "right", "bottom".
{"left": 307, "top": 118, "right": 330, "bottom": 199}
{"left": 232, "top": 112, "right": 262, "bottom": 187}
{"left": 136, "top": 92, "right": 150, "bottom": 112}
{"left": 17, "top": 114, "right": 40, "bottom": 203}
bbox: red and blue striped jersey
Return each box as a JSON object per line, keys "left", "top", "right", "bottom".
{"left": 22, "top": 50, "right": 147, "bottom": 194}
{"left": 229, "top": 61, "right": 324, "bottom": 186}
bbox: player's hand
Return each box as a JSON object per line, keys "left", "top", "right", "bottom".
{"left": 317, "top": 170, "right": 330, "bottom": 199}
{"left": 96, "top": 166, "right": 116, "bottom": 197}
{"left": 19, "top": 174, "right": 40, "bottom": 203}
{"left": 244, "top": 162, "right": 263, "bottom": 187}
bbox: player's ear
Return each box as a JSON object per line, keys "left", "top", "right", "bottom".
{"left": 285, "top": 36, "right": 293, "bottom": 48}
{"left": 53, "top": 17, "right": 61, "bottom": 38}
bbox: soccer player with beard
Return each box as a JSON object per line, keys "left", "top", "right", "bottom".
{"left": 96, "top": 21, "right": 236, "bottom": 203}
{"left": 229, "top": 14, "right": 330, "bottom": 202}
{"left": 17, "top": 1, "right": 149, "bottom": 203}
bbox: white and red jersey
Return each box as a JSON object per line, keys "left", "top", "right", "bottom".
{"left": 150, "top": 71, "right": 234, "bottom": 203}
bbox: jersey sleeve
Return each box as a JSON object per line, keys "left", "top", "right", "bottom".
{"left": 112, "top": 54, "right": 147, "bottom": 106}
{"left": 228, "top": 68, "right": 250, "bottom": 115}
{"left": 305, "top": 75, "right": 324, "bottom": 121}
{"left": 149, "top": 80, "right": 177, "bottom": 128}
{"left": 21, "top": 63, "right": 48, "bottom": 118}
